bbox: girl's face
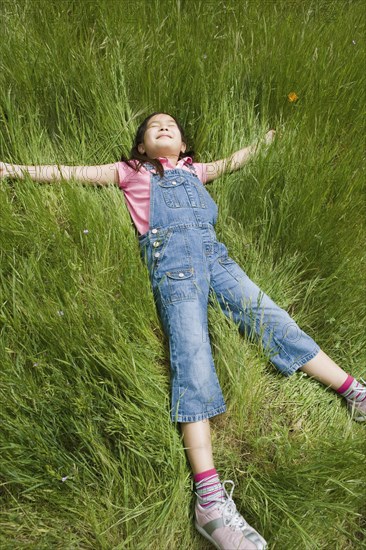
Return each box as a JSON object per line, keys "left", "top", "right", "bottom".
{"left": 137, "top": 113, "right": 186, "bottom": 159}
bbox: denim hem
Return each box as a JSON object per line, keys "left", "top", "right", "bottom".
{"left": 284, "top": 345, "right": 321, "bottom": 377}
{"left": 171, "top": 404, "right": 227, "bottom": 423}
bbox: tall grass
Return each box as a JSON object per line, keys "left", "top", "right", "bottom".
{"left": 0, "top": 0, "right": 365, "bottom": 548}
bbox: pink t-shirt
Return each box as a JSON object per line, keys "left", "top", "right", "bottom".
{"left": 114, "top": 156, "right": 208, "bottom": 235}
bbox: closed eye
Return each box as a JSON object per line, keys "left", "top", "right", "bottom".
{"left": 149, "top": 122, "right": 177, "bottom": 127}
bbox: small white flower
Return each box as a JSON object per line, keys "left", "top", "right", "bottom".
{"left": 57, "top": 310, "right": 64, "bottom": 316}
{"left": 83, "top": 229, "right": 89, "bottom": 234}
{"left": 61, "top": 476, "right": 68, "bottom": 482}
{"left": 352, "top": 40, "right": 356, "bottom": 45}
{"left": 33, "top": 362, "right": 39, "bottom": 367}
{"left": 203, "top": 54, "right": 207, "bottom": 59}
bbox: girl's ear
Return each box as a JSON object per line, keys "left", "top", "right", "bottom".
{"left": 138, "top": 144, "right": 145, "bottom": 154}
{"left": 181, "top": 142, "right": 187, "bottom": 154}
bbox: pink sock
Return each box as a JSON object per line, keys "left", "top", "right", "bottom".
{"left": 194, "top": 468, "right": 217, "bottom": 483}
{"left": 194, "top": 468, "right": 225, "bottom": 508}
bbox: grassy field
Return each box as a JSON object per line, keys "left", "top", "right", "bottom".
{"left": 0, "top": 0, "right": 365, "bottom": 548}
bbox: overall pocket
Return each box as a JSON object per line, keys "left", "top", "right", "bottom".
{"left": 154, "top": 267, "right": 197, "bottom": 305}
{"left": 158, "top": 176, "right": 186, "bottom": 208}
{"left": 166, "top": 268, "right": 197, "bottom": 303}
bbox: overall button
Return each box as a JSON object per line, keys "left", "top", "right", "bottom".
{"left": 178, "top": 272, "right": 184, "bottom": 278}
{"left": 153, "top": 241, "right": 160, "bottom": 248}
{"left": 152, "top": 228, "right": 158, "bottom": 234}
{"left": 154, "top": 252, "right": 160, "bottom": 258}
{"left": 171, "top": 181, "right": 177, "bottom": 185}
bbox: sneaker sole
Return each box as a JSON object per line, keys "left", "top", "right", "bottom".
{"left": 348, "top": 404, "right": 366, "bottom": 422}
{"left": 352, "top": 415, "right": 366, "bottom": 422}
{"left": 195, "top": 520, "right": 267, "bottom": 550}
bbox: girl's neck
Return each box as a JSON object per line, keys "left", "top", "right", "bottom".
{"left": 154, "top": 154, "right": 179, "bottom": 166}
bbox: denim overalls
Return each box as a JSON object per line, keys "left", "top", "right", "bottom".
{"left": 138, "top": 162, "right": 320, "bottom": 423}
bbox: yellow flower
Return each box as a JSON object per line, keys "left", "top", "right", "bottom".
{"left": 288, "top": 92, "right": 298, "bottom": 102}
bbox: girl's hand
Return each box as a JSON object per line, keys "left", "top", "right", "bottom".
{"left": 0, "top": 162, "right": 6, "bottom": 179}
{"left": 264, "top": 129, "right": 276, "bottom": 145}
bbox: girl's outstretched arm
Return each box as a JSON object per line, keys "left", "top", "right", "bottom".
{"left": 204, "top": 129, "right": 276, "bottom": 183}
{"left": 0, "top": 161, "right": 119, "bottom": 186}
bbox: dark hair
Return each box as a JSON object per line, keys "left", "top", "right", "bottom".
{"left": 119, "top": 112, "right": 195, "bottom": 178}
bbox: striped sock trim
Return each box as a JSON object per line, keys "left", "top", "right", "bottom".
{"left": 195, "top": 472, "right": 225, "bottom": 508}
{"left": 336, "top": 375, "right": 354, "bottom": 394}
{"left": 194, "top": 468, "right": 217, "bottom": 483}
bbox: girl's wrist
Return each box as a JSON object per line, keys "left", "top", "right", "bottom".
{"left": 3, "top": 162, "right": 15, "bottom": 178}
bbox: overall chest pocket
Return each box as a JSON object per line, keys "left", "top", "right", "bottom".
{"left": 158, "top": 176, "right": 186, "bottom": 208}
{"left": 158, "top": 174, "right": 208, "bottom": 209}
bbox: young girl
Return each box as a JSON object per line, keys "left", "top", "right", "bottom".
{"left": 1, "top": 112, "right": 365, "bottom": 550}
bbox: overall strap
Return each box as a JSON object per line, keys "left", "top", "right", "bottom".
{"left": 184, "top": 159, "right": 198, "bottom": 177}
{"left": 144, "top": 161, "right": 157, "bottom": 173}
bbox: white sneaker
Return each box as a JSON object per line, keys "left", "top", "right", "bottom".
{"left": 346, "top": 378, "right": 366, "bottom": 422}
{"left": 195, "top": 480, "right": 267, "bottom": 549}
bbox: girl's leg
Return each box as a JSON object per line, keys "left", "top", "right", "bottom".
{"left": 300, "top": 349, "right": 348, "bottom": 388}
{"left": 180, "top": 419, "right": 214, "bottom": 474}
{"left": 181, "top": 419, "right": 267, "bottom": 549}
{"left": 181, "top": 419, "right": 223, "bottom": 510}
{"left": 300, "top": 349, "right": 366, "bottom": 421}
{"left": 210, "top": 257, "right": 320, "bottom": 377}
{"left": 210, "top": 253, "right": 366, "bottom": 421}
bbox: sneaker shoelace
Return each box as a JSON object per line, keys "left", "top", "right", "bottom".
{"left": 220, "top": 480, "right": 247, "bottom": 530}
{"left": 347, "top": 378, "right": 366, "bottom": 403}
{"left": 358, "top": 378, "right": 365, "bottom": 393}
